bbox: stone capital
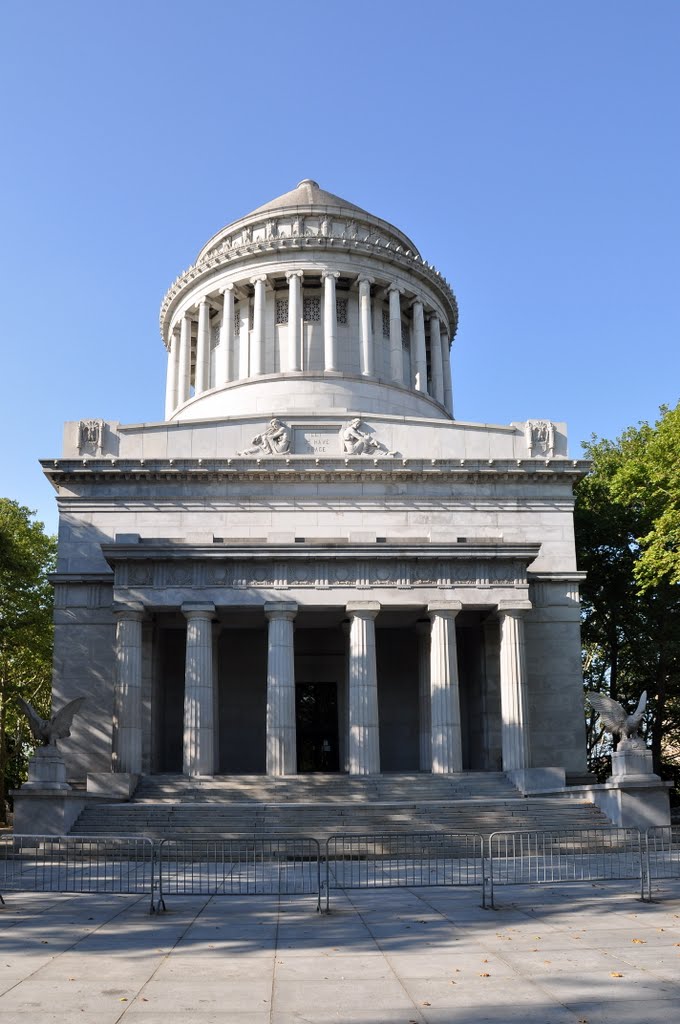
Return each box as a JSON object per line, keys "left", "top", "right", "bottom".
{"left": 356, "top": 275, "right": 375, "bottom": 287}
{"left": 264, "top": 601, "right": 298, "bottom": 621}
{"left": 497, "top": 599, "right": 533, "bottom": 616}
{"left": 112, "top": 601, "right": 145, "bottom": 622}
{"left": 427, "top": 601, "right": 463, "bottom": 619}
{"left": 285, "top": 270, "right": 304, "bottom": 281}
{"left": 250, "top": 275, "right": 268, "bottom": 286}
{"left": 321, "top": 270, "right": 341, "bottom": 281}
{"left": 346, "top": 600, "right": 381, "bottom": 619}
{"left": 220, "top": 282, "right": 235, "bottom": 295}
{"left": 181, "top": 602, "right": 216, "bottom": 620}
{"left": 387, "top": 284, "right": 404, "bottom": 295}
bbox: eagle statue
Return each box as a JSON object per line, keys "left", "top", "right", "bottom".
{"left": 16, "top": 697, "right": 86, "bottom": 747}
{"left": 586, "top": 690, "right": 647, "bottom": 747}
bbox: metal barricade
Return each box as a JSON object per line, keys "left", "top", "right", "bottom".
{"left": 156, "top": 835, "right": 322, "bottom": 911}
{"left": 0, "top": 834, "right": 156, "bottom": 912}
{"left": 488, "top": 827, "right": 645, "bottom": 907}
{"left": 645, "top": 826, "right": 680, "bottom": 898}
{"left": 324, "top": 832, "right": 485, "bottom": 912}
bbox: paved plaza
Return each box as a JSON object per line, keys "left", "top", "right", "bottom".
{"left": 1, "top": 881, "right": 679, "bottom": 1023}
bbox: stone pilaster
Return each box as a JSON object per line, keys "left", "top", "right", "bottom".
{"left": 428, "top": 602, "right": 463, "bottom": 773}
{"left": 219, "top": 284, "right": 235, "bottom": 384}
{"left": 195, "top": 298, "right": 211, "bottom": 393}
{"left": 429, "top": 314, "right": 444, "bottom": 404}
{"left": 498, "top": 600, "right": 532, "bottom": 771}
{"left": 416, "top": 620, "right": 431, "bottom": 771}
{"left": 265, "top": 602, "right": 298, "bottom": 776}
{"left": 182, "top": 602, "right": 216, "bottom": 777}
{"left": 322, "top": 271, "right": 339, "bottom": 371}
{"left": 357, "top": 277, "right": 375, "bottom": 377}
{"left": 388, "top": 286, "right": 404, "bottom": 383}
{"left": 412, "top": 300, "right": 427, "bottom": 392}
{"left": 346, "top": 601, "right": 380, "bottom": 775}
{"left": 250, "top": 276, "right": 267, "bottom": 375}
{"left": 177, "top": 313, "right": 192, "bottom": 404}
{"left": 164, "top": 326, "right": 180, "bottom": 419}
{"left": 286, "top": 271, "right": 303, "bottom": 371}
{"left": 112, "top": 602, "right": 145, "bottom": 774}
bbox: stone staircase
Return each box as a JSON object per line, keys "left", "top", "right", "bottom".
{"left": 69, "top": 773, "right": 613, "bottom": 839}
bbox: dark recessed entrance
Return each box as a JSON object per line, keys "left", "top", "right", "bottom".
{"left": 296, "top": 681, "right": 339, "bottom": 772}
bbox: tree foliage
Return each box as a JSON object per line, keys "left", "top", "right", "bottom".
{"left": 0, "top": 500, "right": 56, "bottom": 820}
{"left": 575, "top": 404, "right": 680, "bottom": 790}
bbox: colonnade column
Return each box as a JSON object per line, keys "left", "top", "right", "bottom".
{"left": 322, "top": 271, "right": 339, "bottom": 371}
{"left": 412, "top": 300, "right": 427, "bottom": 392}
{"left": 498, "top": 601, "right": 532, "bottom": 771}
{"left": 112, "top": 602, "right": 144, "bottom": 774}
{"left": 194, "top": 299, "right": 211, "bottom": 394}
{"left": 416, "top": 620, "right": 432, "bottom": 771}
{"left": 182, "top": 602, "right": 216, "bottom": 777}
{"left": 357, "top": 276, "right": 375, "bottom": 377}
{"left": 265, "top": 602, "right": 298, "bottom": 775}
{"left": 218, "top": 284, "right": 235, "bottom": 384}
{"left": 286, "top": 271, "right": 303, "bottom": 371}
{"left": 164, "top": 327, "right": 179, "bottom": 418}
{"left": 428, "top": 602, "right": 463, "bottom": 773}
{"left": 177, "top": 313, "right": 192, "bottom": 404}
{"left": 346, "top": 601, "right": 380, "bottom": 775}
{"left": 429, "top": 315, "right": 445, "bottom": 405}
{"left": 388, "top": 286, "right": 404, "bottom": 383}
{"left": 441, "top": 331, "right": 454, "bottom": 416}
{"left": 250, "top": 276, "right": 267, "bottom": 375}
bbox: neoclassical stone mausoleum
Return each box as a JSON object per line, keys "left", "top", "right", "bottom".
{"left": 43, "top": 180, "right": 589, "bottom": 790}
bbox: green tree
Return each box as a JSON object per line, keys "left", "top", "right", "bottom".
{"left": 575, "top": 404, "right": 680, "bottom": 788}
{"left": 0, "top": 500, "right": 56, "bottom": 821}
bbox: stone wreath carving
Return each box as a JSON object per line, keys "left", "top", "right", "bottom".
{"left": 238, "top": 418, "right": 291, "bottom": 456}
{"left": 340, "top": 418, "right": 396, "bottom": 457}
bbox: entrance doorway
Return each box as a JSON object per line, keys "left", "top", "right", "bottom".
{"left": 295, "top": 682, "right": 339, "bottom": 772}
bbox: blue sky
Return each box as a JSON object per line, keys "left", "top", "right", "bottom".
{"left": 1, "top": 0, "right": 678, "bottom": 534}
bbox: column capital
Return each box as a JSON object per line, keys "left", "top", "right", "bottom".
{"left": 181, "top": 602, "right": 216, "bottom": 620}
{"left": 356, "top": 275, "right": 375, "bottom": 287}
{"left": 285, "top": 269, "right": 304, "bottom": 281}
{"left": 346, "top": 600, "right": 380, "bottom": 618}
{"left": 250, "top": 274, "right": 268, "bottom": 286}
{"left": 497, "top": 600, "right": 533, "bottom": 615}
{"left": 428, "top": 311, "right": 440, "bottom": 324}
{"left": 220, "top": 282, "right": 235, "bottom": 295}
{"left": 113, "top": 601, "right": 145, "bottom": 621}
{"left": 388, "top": 283, "right": 404, "bottom": 295}
{"left": 427, "top": 601, "right": 462, "bottom": 618}
{"left": 197, "top": 296, "right": 210, "bottom": 307}
{"left": 410, "top": 296, "right": 424, "bottom": 310}
{"left": 264, "top": 601, "right": 298, "bottom": 621}
{"left": 321, "top": 270, "right": 340, "bottom": 281}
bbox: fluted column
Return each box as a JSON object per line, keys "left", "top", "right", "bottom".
{"left": 416, "top": 620, "right": 431, "bottom": 771}
{"left": 164, "top": 326, "right": 180, "bottom": 418}
{"left": 388, "top": 286, "right": 404, "bottom": 383}
{"left": 194, "top": 299, "right": 211, "bottom": 394}
{"left": 112, "top": 603, "right": 144, "bottom": 774}
{"left": 412, "top": 300, "right": 427, "bottom": 392}
{"left": 347, "top": 601, "right": 380, "bottom": 775}
{"left": 340, "top": 620, "right": 351, "bottom": 772}
{"left": 498, "top": 601, "right": 532, "bottom": 771}
{"left": 322, "top": 271, "right": 340, "bottom": 371}
{"left": 286, "top": 271, "right": 303, "bottom": 371}
{"left": 177, "top": 313, "right": 192, "bottom": 404}
{"left": 250, "top": 276, "right": 267, "bottom": 375}
{"left": 265, "top": 602, "right": 298, "bottom": 775}
{"left": 182, "top": 602, "right": 216, "bottom": 777}
{"left": 441, "top": 331, "right": 454, "bottom": 416}
{"left": 429, "top": 602, "right": 463, "bottom": 773}
{"left": 357, "top": 276, "right": 374, "bottom": 377}
{"left": 429, "top": 315, "right": 444, "bottom": 405}
{"left": 218, "top": 284, "right": 235, "bottom": 384}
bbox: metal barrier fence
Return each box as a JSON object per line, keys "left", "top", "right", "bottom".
{"left": 645, "top": 825, "right": 680, "bottom": 898}
{"left": 0, "top": 834, "right": 156, "bottom": 912}
{"left": 156, "top": 836, "right": 322, "bottom": 911}
{"left": 325, "top": 832, "right": 485, "bottom": 912}
{"left": 488, "top": 827, "right": 645, "bottom": 906}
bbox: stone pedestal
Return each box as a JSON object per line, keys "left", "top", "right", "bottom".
{"left": 22, "top": 746, "right": 70, "bottom": 791}
{"left": 11, "top": 789, "right": 86, "bottom": 835}
{"left": 611, "top": 745, "right": 656, "bottom": 780}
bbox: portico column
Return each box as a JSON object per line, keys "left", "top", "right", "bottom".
{"left": 285, "top": 271, "right": 303, "bottom": 371}
{"left": 265, "top": 602, "right": 298, "bottom": 775}
{"left": 182, "top": 602, "right": 216, "bottom": 777}
{"left": 412, "top": 300, "right": 427, "bottom": 392}
{"left": 218, "top": 284, "right": 235, "bottom": 384}
{"left": 441, "top": 331, "right": 454, "bottom": 415}
{"left": 250, "top": 276, "right": 267, "bottom": 375}
{"left": 112, "top": 602, "right": 144, "bottom": 774}
{"left": 498, "top": 601, "right": 532, "bottom": 771}
{"left": 177, "top": 313, "right": 192, "bottom": 404}
{"left": 194, "top": 298, "right": 211, "bottom": 394}
{"left": 322, "top": 271, "right": 340, "bottom": 371}
{"left": 357, "top": 276, "right": 375, "bottom": 377}
{"left": 429, "top": 315, "right": 445, "bottom": 405}
{"left": 164, "top": 326, "right": 180, "bottom": 418}
{"left": 428, "top": 602, "right": 463, "bottom": 773}
{"left": 388, "top": 286, "right": 404, "bottom": 383}
{"left": 346, "top": 601, "right": 380, "bottom": 775}
{"left": 416, "top": 620, "right": 431, "bottom": 771}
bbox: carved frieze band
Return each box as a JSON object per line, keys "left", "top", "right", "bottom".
{"left": 118, "top": 558, "right": 526, "bottom": 591}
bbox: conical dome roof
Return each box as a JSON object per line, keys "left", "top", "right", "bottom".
{"left": 248, "top": 179, "right": 374, "bottom": 219}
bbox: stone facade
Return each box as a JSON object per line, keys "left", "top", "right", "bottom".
{"left": 42, "top": 180, "right": 589, "bottom": 785}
